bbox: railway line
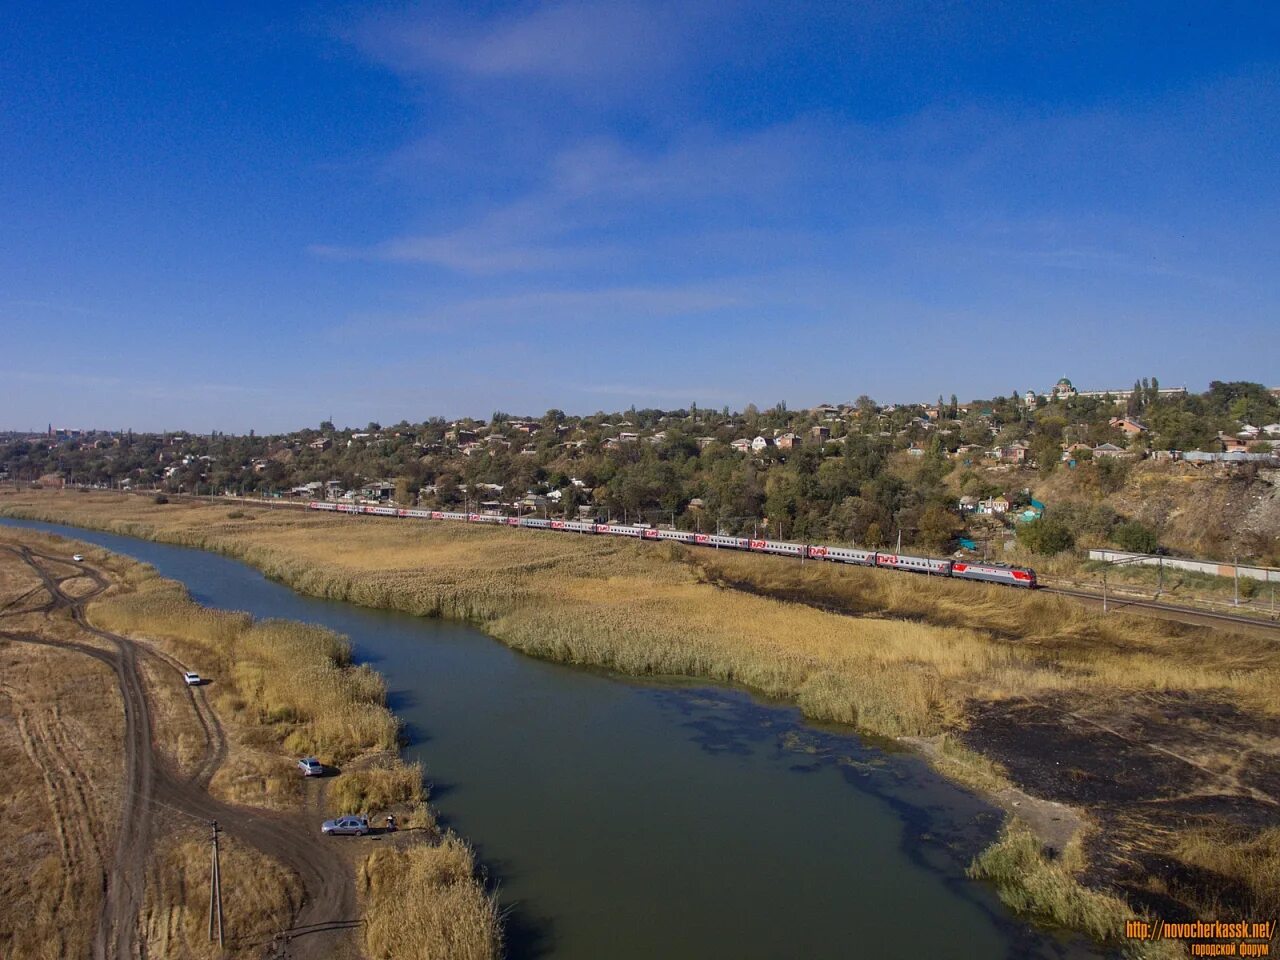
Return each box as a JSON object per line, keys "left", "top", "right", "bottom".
{"left": 1040, "top": 582, "right": 1280, "bottom": 633}
{"left": 302, "top": 500, "right": 1280, "bottom": 634}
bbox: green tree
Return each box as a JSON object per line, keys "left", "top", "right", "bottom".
{"left": 917, "top": 504, "right": 960, "bottom": 552}
{"left": 1113, "top": 521, "right": 1159, "bottom": 553}
{"left": 1017, "top": 517, "right": 1075, "bottom": 555}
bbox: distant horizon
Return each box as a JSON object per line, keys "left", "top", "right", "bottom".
{"left": 8, "top": 373, "right": 1275, "bottom": 436}
{"left": 5, "top": 4, "right": 1278, "bottom": 433}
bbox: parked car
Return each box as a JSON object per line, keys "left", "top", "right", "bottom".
{"left": 72, "top": 554, "right": 85, "bottom": 562}
{"left": 322, "top": 815, "right": 369, "bottom": 836}
{"left": 182, "top": 671, "right": 202, "bottom": 686}
{"left": 298, "top": 757, "right": 324, "bottom": 777}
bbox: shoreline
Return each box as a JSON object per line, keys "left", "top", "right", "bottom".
{"left": 3, "top": 491, "right": 1274, "bottom": 956}
{"left": 0, "top": 521, "right": 501, "bottom": 958}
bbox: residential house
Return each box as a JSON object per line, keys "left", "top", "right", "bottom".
{"left": 977, "top": 496, "right": 1011, "bottom": 515}
{"left": 696, "top": 436, "right": 718, "bottom": 449}
{"left": 1218, "top": 434, "right": 1249, "bottom": 453}
{"left": 774, "top": 432, "right": 801, "bottom": 450}
{"left": 359, "top": 480, "right": 395, "bottom": 501}
{"left": 618, "top": 432, "right": 639, "bottom": 443}
{"left": 988, "top": 442, "right": 1029, "bottom": 464}
{"left": 750, "top": 436, "right": 772, "bottom": 453}
{"left": 1109, "top": 417, "right": 1147, "bottom": 437}
{"left": 906, "top": 443, "right": 926, "bottom": 457}
{"left": 1061, "top": 442, "right": 1093, "bottom": 464}
{"left": 730, "top": 438, "right": 752, "bottom": 453}
{"left": 958, "top": 495, "right": 979, "bottom": 513}
{"left": 308, "top": 437, "right": 332, "bottom": 451}
{"left": 810, "top": 425, "right": 831, "bottom": 442}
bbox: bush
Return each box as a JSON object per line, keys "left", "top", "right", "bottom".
{"left": 1093, "top": 457, "right": 1130, "bottom": 493}
{"left": 153, "top": 494, "right": 170, "bottom": 504}
{"left": 1017, "top": 517, "right": 1075, "bottom": 556}
{"left": 1113, "top": 521, "right": 1159, "bottom": 553}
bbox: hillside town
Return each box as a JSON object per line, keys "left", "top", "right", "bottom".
{"left": 6, "top": 378, "right": 1280, "bottom": 563}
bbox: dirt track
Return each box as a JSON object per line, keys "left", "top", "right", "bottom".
{"left": 0, "top": 545, "right": 359, "bottom": 959}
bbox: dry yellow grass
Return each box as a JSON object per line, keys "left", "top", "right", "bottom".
{"left": 8, "top": 492, "right": 1275, "bottom": 742}
{"left": 141, "top": 831, "right": 301, "bottom": 959}
{"left": 327, "top": 760, "right": 427, "bottom": 817}
{"left": 0, "top": 633, "right": 122, "bottom": 960}
{"left": 1174, "top": 825, "right": 1280, "bottom": 920}
{"left": 86, "top": 574, "right": 399, "bottom": 763}
{"left": 967, "top": 821, "right": 1182, "bottom": 960}
{"left": 5, "top": 491, "right": 1278, "bottom": 950}
{"left": 0, "top": 522, "right": 500, "bottom": 958}
{"left": 360, "top": 837, "right": 502, "bottom": 960}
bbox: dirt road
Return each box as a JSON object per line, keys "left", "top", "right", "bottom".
{"left": 0, "top": 545, "right": 360, "bottom": 959}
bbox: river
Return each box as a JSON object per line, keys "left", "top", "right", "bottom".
{"left": 1, "top": 518, "right": 1103, "bottom": 959}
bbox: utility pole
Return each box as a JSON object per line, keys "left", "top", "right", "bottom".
{"left": 1234, "top": 555, "right": 1240, "bottom": 607}
{"left": 209, "top": 820, "right": 224, "bottom": 948}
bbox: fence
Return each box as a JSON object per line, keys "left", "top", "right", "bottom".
{"left": 1088, "top": 549, "right": 1280, "bottom": 585}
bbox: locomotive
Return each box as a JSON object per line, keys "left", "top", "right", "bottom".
{"left": 306, "top": 501, "right": 1037, "bottom": 588}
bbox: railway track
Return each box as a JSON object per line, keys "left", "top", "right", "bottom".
{"left": 17, "top": 491, "right": 1280, "bottom": 634}
{"left": 1041, "top": 582, "right": 1280, "bottom": 632}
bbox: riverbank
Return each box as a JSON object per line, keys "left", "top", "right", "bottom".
{"left": 0, "top": 522, "right": 501, "bottom": 959}
{"left": 4, "top": 491, "right": 1277, "bottom": 954}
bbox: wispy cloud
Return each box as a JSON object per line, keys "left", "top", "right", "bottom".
{"left": 350, "top": 1, "right": 708, "bottom": 90}
{"left": 325, "top": 280, "right": 745, "bottom": 339}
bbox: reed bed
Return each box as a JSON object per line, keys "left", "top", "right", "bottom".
{"left": 7, "top": 491, "right": 1279, "bottom": 950}
{"left": 326, "top": 761, "right": 428, "bottom": 818}
{"left": 2, "top": 520, "right": 501, "bottom": 958}
{"left": 967, "top": 821, "right": 1182, "bottom": 959}
{"left": 87, "top": 574, "right": 398, "bottom": 762}
{"left": 359, "top": 838, "right": 502, "bottom": 960}
{"left": 9, "top": 492, "right": 1276, "bottom": 735}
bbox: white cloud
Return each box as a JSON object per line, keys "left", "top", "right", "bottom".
{"left": 351, "top": 0, "right": 707, "bottom": 90}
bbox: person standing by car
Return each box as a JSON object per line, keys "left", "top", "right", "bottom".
{"left": 385, "top": 815, "right": 396, "bottom": 832}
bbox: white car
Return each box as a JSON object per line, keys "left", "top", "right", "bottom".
{"left": 183, "top": 671, "right": 202, "bottom": 686}
{"left": 72, "top": 554, "right": 85, "bottom": 562}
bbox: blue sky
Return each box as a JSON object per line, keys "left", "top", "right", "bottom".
{"left": 3, "top": 2, "right": 1278, "bottom": 432}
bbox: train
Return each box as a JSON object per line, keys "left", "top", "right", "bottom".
{"left": 306, "top": 501, "right": 1038, "bottom": 588}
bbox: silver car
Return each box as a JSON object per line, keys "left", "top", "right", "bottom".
{"left": 298, "top": 757, "right": 324, "bottom": 777}
{"left": 321, "top": 815, "right": 369, "bottom": 836}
